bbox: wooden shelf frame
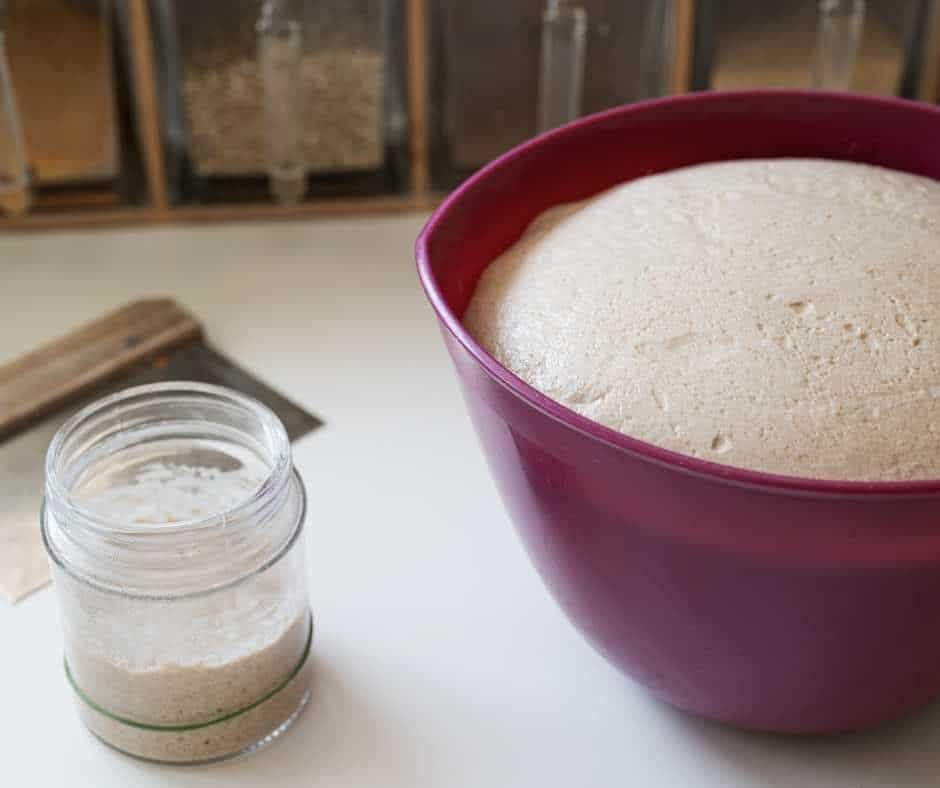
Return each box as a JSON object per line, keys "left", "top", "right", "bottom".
{"left": 671, "top": 0, "right": 696, "bottom": 94}
{"left": 127, "top": 0, "right": 169, "bottom": 214}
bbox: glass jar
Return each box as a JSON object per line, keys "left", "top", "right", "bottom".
{"left": 41, "top": 383, "right": 312, "bottom": 764}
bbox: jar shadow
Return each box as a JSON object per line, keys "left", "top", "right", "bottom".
{"left": 181, "top": 654, "right": 423, "bottom": 784}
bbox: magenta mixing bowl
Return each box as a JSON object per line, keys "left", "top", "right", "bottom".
{"left": 416, "top": 91, "right": 940, "bottom": 733}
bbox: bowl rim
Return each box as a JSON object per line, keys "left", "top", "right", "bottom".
{"left": 416, "top": 89, "right": 940, "bottom": 497}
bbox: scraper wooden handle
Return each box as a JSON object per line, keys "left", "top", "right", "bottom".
{"left": 0, "top": 299, "right": 202, "bottom": 441}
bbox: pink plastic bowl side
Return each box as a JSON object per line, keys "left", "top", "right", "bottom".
{"left": 417, "top": 91, "right": 940, "bottom": 732}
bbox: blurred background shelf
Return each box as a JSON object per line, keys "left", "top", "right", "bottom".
{"left": 0, "top": 0, "right": 938, "bottom": 232}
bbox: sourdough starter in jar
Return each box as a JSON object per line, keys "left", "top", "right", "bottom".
{"left": 43, "top": 384, "right": 312, "bottom": 764}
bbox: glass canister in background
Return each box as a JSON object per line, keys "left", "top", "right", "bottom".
{"left": 42, "top": 383, "right": 313, "bottom": 764}
{"left": 693, "top": 0, "right": 936, "bottom": 97}
{"left": 428, "top": 0, "right": 675, "bottom": 190}
{"left": 159, "top": 0, "right": 407, "bottom": 204}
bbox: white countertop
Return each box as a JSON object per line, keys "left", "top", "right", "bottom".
{"left": 2, "top": 215, "right": 940, "bottom": 787}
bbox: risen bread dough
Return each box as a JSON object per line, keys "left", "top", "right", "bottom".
{"left": 464, "top": 159, "right": 940, "bottom": 480}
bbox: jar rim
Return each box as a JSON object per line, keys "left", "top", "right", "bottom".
{"left": 42, "top": 382, "right": 305, "bottom": 598}
{"left": 44, "top": 381, "right": 291, "bottom": 536}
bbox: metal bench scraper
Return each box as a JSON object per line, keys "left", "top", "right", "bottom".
{"left": 0, "top": 299, "right": 322, "bottom": 603}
